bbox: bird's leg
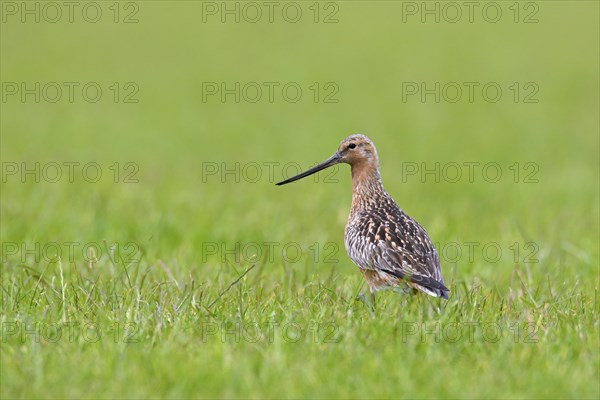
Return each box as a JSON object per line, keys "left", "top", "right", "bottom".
{"left": 355, "top": 291, "right": 376, "bottom": 316}
{"left": 392, "top": 284, "right": 412, "bottom": 296}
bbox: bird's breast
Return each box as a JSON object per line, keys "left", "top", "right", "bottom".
{"left": 344, "top": 214, "right": 379, "bottom": 270}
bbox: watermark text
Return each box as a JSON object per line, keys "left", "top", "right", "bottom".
{"left": 401, "top": 81, "right": 539, "bottom": 103}
{"left": 201, "top": 1, "right": 339, "bottom": 23}
{"left": 2, "top": 162, "right": 139, "bottom": 183}
{"left": 400, "top": 1, "right": 539, "bottom": 24}
{"left": 201, "top": 81, "right": 339, "bottom": 103}
{"left": 1, "top": 1, "right": 140, "bottom": 23}
{"left": 1, "top": 82, "right": 140, "bottom": 103}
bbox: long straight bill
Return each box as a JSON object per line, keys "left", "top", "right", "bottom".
{"left": 276, "top": 154, "right": 340, "bottom": 185}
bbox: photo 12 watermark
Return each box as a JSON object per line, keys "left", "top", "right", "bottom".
{"left": 400, "top": 1, "right": 540, "bottom": 24}
{"left": 201, "top": 241, "right": 340, "bottom": 265}
{"left": 200, "top": 1, "right": 339, "bottom": 24}
{"left": 1, "top": 82, "right": 140, "bottom": 104}
{"left": 1, "top": 321, "right": 140, "bottom": 344}
{"left": 198, "top": 321, "right": 340, "bottom": 344}
{"left": 400, "top": 321, "right": 539, "bottom": 343}
{"left": 1, "top": 240, "right": 142, "bottom": 266}
{"left": 434, "top": 241, "right": 539, "bottom": 265}
{"left": 1, "top": 1, "right": 140, "bottom": 23}
{"left": 201, "top": 161, "right": 339, "bottom": 184}
{"left": 2, "top": 162, "right": 140, "bottom": 184}
{"left": 201, "top": 81, "right": 339, "bottom": 103}
{"left": 399, "top": 161, "right": 540, "bottom": 184}
{"left": 401, "top": 82, "right": 540, "bottom": 104}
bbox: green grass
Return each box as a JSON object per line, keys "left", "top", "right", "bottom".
{"left": 1, "top": 1, "right": 599, "bottom": 399}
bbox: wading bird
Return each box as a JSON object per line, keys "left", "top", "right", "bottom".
{"left": 276, "top": 134, "right": 449, "bottom": 302}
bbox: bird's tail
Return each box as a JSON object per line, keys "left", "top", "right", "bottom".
{"left": 407, "top": 275, "right": 449, "bottom": 299}
{"left": 409, "top": 282, "right": 449, "bottom": 299}
{"left": 380, "top": 267, "right": 449, "bottom": 299}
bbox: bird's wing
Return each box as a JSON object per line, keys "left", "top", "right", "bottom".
{"left": 369, "top": 211, "right": 447, "bottom": 289}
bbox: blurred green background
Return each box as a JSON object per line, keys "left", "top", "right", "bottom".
{"left": 1, "top": 1, "right": 599, "bottom": 398}
{"left": 3, "top": 0, "right": 598, "bottom": 282}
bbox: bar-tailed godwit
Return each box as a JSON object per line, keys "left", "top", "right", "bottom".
{"left": 276, "top": 134, "right": 449, "bottom": 301}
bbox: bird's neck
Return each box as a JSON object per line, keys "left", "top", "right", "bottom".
{"left": 350, "top": 161, "right": 386, "bottom": 202}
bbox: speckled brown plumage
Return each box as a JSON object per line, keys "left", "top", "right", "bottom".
{"left": 277, "top": 134, "right": 449, "bottom": 299}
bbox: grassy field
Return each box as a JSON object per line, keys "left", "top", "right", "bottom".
{"left": 1, "top": 1, "right": 599, "bottom": 398}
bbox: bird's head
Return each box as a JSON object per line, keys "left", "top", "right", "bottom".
{"left": 275, "top": 134, "right": 380, "bottom": 186}
{"left": 336, "top": 134, "right": 379, "bottom": 168}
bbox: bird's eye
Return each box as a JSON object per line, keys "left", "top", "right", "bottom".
{"left": 348, "top": 143, "right": 356, "bottom": 149}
